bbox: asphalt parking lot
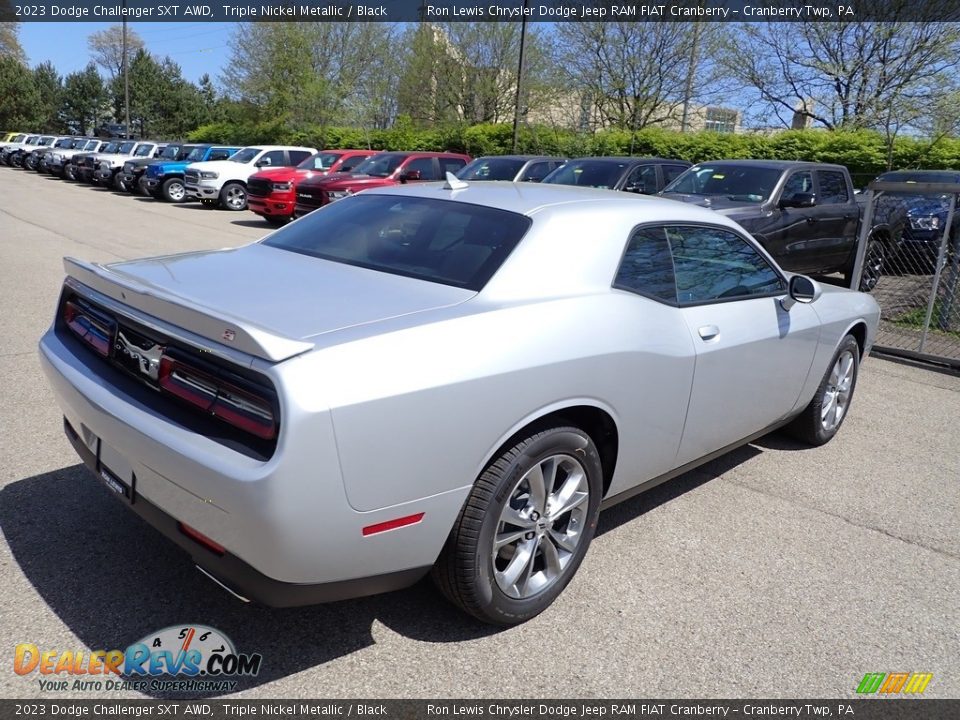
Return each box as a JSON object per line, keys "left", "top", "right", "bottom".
{"left": 0, "top": 168, "right": 958, "bottom": 700}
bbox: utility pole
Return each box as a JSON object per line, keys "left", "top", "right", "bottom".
{"left": 511, "top": 0, "right": 529, "bottom": 153}
{"left": 680, "top": 21, "right": 702, "bottom": 132}
{"left": 122, "top": 13, "right": 131, "bottom": 138}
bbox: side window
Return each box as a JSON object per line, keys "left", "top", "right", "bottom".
{"left": 259, "top": 150, "right": 286, "bottom": 167}
{"left": 670, "top": 226, "right": 784, "bottom": 304}
{"left": 406, "top": 157, "right": 438, "bottom": 180}
{"left": 663, "top": 165, "right": 688, "bottom": 185}
{"left": 614, "top": 227, "right": 677, "bottom": 303}
{"left": 289, "top": 150, "right": 312, "bottom": 166}
{"left": 339, "top": 154, "right": 369, "bottom": 172}
{"left": 817, "top": 170, "right": 849, "bottom": 204}
{"left": 782, "top": 171, "right": 813, "bottom": 200}
{"left": 623, "top": 164, "right": 658, "bottom": 194}
{"left": 522, "top": 162, "right": 552, "bottom": 182}
{"left": 439, "top": 157, "right": 467, "bottom": 175}
{"left": 208, "top": 148, "right": 232, "bottom": 161}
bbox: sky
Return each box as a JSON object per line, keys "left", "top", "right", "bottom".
{"left": 19, "top": 22, "right": 235, "bottom": 84}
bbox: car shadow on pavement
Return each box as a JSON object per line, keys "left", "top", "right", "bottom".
{"left": 229, "top": 220, "right": 278, "bottom": 230}
{"left": 596, "top": 442, "right": 763, "bottom": 538}
{"left": 0, "top": 464, "right": 500, "bottom": 698}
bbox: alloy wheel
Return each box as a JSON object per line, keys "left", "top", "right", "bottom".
{"left": 492, "top": 453, "right": 590, "bottom": 600}
{"left": 821, "top": 349, "right": 855, "bottom": 432}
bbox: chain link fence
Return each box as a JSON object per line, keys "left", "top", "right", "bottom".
{"left": 862, "top": 184, "right": 960, "bottom": 368}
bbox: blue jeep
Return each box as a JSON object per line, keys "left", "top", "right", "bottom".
{"left": 145, "top": 145, "right": 240, "bottom": 202}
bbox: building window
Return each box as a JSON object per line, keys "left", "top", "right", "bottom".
{"left": 704, "top": 107, "right": 738, "bottom": 134}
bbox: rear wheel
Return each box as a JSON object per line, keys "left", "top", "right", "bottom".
{"left": 161, "top": 177, "right": 186, "bottom": 203}
{"left": 220, "top": 182, "right": 247, "bottom": 211}
{"left": 113, "top": 172, "right": 126, "bottom": 192}
{"left": 786, "top": 335, "right": 860, "bottom": 446}
{"left": 432, "top": 425, "right": 603, "bottom": 625}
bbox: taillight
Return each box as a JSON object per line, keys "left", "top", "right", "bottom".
{"left": 159, "top": 356, "right": 277, "bottom": 440}
{"left": 63, "top": 299, "right": 114, "bottom": 357}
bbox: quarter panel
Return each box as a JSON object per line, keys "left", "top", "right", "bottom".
{"left": 315, "top": 294, "right": 696, "bottom": 511}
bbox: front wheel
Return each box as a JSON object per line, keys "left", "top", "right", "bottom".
{"left": 432, "top": 425, "right": 603, "bottom": 625}
{"left": 219, "top": 182, "right": 247, "bottom": 211}
{"left": 785, "top": 335, "right": 860, "bottom": 446}
{"left": 161, "top": 177, "right": 186, "bottom": 203}
{"left": 113, "top": 172, "right": 126, "bottom": 192}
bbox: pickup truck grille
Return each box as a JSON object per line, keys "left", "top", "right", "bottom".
{"left": 296, "top": 190, "right": 325, "bottom": 209}
{"left": 184, "top": 170, "right": 199, "bottom": 185}
{"left": 247, "top": 178, "right": 271, "bottom": 197}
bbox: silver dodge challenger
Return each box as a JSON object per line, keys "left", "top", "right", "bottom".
{"left": 39, "top": 179, "right": 879, "bottom": 625}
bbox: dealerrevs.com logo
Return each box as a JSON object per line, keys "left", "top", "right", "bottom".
{"left": 14, "top": 625, "right": 262, "bottom": 693}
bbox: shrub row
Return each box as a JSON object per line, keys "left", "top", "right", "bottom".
{"left": 187, "top": 119, "right": 960, "bottom": 183}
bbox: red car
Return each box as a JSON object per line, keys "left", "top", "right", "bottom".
{"left": 294, "top": 151, "right": 472, "bottom": 217}
{"left": 247, "top": 149, "right": 375, "bottom": 224}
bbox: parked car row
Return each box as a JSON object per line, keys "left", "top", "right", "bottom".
{"left": 3, "top": 130, "right": 941, "bottom": 287}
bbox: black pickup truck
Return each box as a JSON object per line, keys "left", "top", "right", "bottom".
{"left": 661, "top": 160, "right": 902, "bottom": 290}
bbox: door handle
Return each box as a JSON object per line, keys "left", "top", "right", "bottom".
{"left": 698, "top": 325, "right": 720, "bottom": 341}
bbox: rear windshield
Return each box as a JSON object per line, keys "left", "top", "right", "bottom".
{"left": 263, "top": 194, "right": 531, "bottom": 291}
{"left": 458, "top": 157, "right": 527, "bottom": 181}
{"left": 299, "top": 152, "right": 342, "bottom": 170}
{"left": 543, "top": 160, "right": 628, "bottom": 189}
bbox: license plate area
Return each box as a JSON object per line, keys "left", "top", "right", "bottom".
{"left": 97, "top": 439, "right": 136, "bottom": 504}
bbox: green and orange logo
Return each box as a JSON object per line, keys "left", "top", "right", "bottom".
{"left": 856, "top": 672, "right": 933, "bottom": 694}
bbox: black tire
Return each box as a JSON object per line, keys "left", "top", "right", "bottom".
{"left": 432, "top": 425, "right": 603, "bottom": 625}
{"left": 844, "top": 235, "right": 887, "bottom": 292}
{"left": 113, "top": 172, "right": 126, "bottom": 192}
{"left": 219, "top": 181, "right": 247, "bottom": 211}
{"left": 161, "top": 177, "right": 187, "bottom": 203}
{"left": 785, "top": 335, "right": 860, "bottom": 446}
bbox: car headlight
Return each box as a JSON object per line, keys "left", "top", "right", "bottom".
{"left": 200, "top": 171, "right": 218, "bottom": 179}
{"left": 327, "top": 189, "right": 353, "bottom": 200}
{"left": 271, "top": 181, "right": 292, "bottom": 192}
{"left": 909, "top": 215, "right": 941, "bottom": 231}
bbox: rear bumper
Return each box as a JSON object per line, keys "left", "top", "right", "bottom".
{"left": 63, "top": 416, "right": 429, "bottom": 606}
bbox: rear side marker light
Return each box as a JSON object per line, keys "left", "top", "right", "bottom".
{"left": 63, "top": 300, "right": 114, "bottom": 357}
{"left": 362, "top": 513, "right": 425, "bottom": 537}
{"left": 159, "top": 356, "right": 277, "bottom": 440}
{"left": 178, "top": 522, "right": 225, "bottom": 555}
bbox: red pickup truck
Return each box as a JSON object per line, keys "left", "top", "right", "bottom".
{"left": 294, "top": 151, "right": 471, "bottom": 217}
{"left": 247, "top": 149, "right": 375, "bottom": 224}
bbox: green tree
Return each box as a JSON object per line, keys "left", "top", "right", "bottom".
{"left": 32, "top": 61, "right": 63, "bottom": 132}
{"left": 0, "top": 55, "right": 38, "bottom": 129}
{"left": 61, "top": 63, "right": 108, "bottom": 135}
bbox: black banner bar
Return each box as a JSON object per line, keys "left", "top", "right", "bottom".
{"left": 3, "top": 0, "right": 960, "bottom": 23}
{"left": 1, "top": 700, "right": 959, "bottom": 720}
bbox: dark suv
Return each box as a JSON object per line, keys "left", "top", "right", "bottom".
{"left": 542, "top": 157, "right": 691, "bottom": 194}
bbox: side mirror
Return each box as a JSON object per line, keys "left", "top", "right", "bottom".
{"left": 399, "top": 169, "right": 421, "bottom": 183}
{"left": 256, "top": 157, "right": 272, "bottom": 167}
{"left": 780, "top": 192, "right": 816, "bottom": 208}
{"left": 781, "top": 275, "right": 822, "bottom": 310}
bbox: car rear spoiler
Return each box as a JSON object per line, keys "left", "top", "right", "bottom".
{"left": 63, "top": 257, "right": 314, "bottom": 363}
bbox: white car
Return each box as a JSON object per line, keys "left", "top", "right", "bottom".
{"left": 94, "top": 141, "right": 159, "bottom": 190}
{"left": 39, "top": 180, "right": 879, "bottom": 625}
{"left": 184, "top": 145, "right": 317, "bottom": 210}
{"left": 47, "top": 139, "right": 106, "bottom": 176}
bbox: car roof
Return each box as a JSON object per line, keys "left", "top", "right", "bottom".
{"left": 689, "top": 159, "right": 844, "bottom": 171}
{"left": 240, "top": 145, "right": 315, "bottom": 151}
{"left": 472, "top": 155, "right": 565, "bottom": 161}
{"left": 366, "top": 179, "right": 731, "bottom": 223}
{"left": 568, "top": 156, "right": 689, "bottom": 164}
{"left": 877, "top": 169, "right": 960, "bottom": 181}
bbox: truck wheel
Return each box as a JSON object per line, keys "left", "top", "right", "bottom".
{"left": 219, "top": 182, "right": 247, "bottom": 211}
{"left": 161, "top": 178, "right": 186, "bottom": 203}
{"left": 113, "top": 172, "right": 126, "bottom": 192}
{"left": 845, "top": 236, "right": 887, "bottom": 292}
